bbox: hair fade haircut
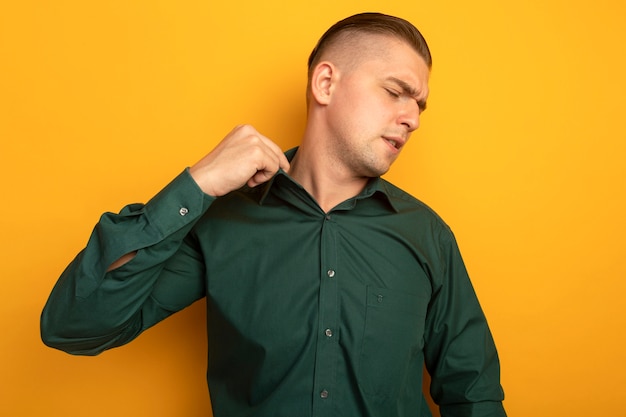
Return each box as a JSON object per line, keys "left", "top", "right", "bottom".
{"left": 307, "top": 12, "right": 432, "bottom": 76}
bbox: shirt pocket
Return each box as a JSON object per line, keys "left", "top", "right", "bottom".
{"left": 358, "top": 286, "right": 428, "bottom": 398}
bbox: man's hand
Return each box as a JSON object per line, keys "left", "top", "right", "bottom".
{"left": 189, "top": 125, "right": 290, "bottom": 196}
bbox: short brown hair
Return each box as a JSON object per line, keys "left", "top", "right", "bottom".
{"left": 307, "top": 12, "right": 432, "bottom": 75}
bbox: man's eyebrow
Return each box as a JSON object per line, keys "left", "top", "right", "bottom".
{"left": 387, "top": 76, "right": 428, "bottom": 111}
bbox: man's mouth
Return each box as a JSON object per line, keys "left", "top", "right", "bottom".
{"left": 383, "top": 136, "right": 405, "bottom": 150}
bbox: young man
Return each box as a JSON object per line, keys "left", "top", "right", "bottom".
{"left": 42, "top": 12, "right": 506, "bottom": 417}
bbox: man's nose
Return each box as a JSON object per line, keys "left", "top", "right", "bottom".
{"left": 398, "top": 101, "right": 420, "bottom": 132}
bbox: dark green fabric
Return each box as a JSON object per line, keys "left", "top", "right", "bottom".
{"left": 42, "top": 149, "right": 506, "bottom": 417}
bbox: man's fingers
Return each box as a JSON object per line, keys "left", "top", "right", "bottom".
{"left": 248, "top": 169, "right": 275, "bottom": 188}
{"left": 248, "top": 146, "right": 287, "bottom": 188}
{"left": 254, "top": 131, "right": 290, "bottom": 173}
{"left": 189, "top": 124, "right": 289, "bottom": 196}
{"left": 278, "top": 153, "right": 290, "bottom": 173}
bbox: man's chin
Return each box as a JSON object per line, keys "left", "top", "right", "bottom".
{"left": 363, "top": 164, "right": 392, "bottom": 178}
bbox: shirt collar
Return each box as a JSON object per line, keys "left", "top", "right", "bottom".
{"left": 258, "top": 147, "right": 400, "bottom": 213}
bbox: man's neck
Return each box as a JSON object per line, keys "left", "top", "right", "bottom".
{"left": 288, "top": 141, "right": 370, "bottom": 213}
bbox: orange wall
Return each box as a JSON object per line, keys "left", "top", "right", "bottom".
{"left": 1, "top": 1, "right": 625, "bottom": 416}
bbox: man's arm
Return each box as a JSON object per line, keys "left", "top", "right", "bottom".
{"left": 40, "top": 125, "right": 289, "bottom": 355}
{"left": 40, "top": 169, "right": 211, "bottom": 355}
{"left": 424, "top": 227, "right": 507, "bottom": 417}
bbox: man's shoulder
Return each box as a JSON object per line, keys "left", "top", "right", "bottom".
{"left": 379, "top": 178, "right": 451, "bottom": 230}
{"left": 380, "top": 178, "right": 436, "bottom": 212}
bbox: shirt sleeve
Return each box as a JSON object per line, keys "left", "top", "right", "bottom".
{"left": 40, "top": 169, "right": 215, "bottom": 356}
{"left": 423, "top": 227, "right": 507, "bottom": 417}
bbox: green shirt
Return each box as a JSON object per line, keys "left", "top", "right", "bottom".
{"left": 41, "top": 149, "right": 506, "bottom": 417}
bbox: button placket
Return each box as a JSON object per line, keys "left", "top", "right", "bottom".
{"left": 312, "top": 212, "right": 339, "bottom": 414}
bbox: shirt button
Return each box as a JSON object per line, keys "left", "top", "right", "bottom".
{"left": 327, "top": 269, "right": 335, "bottom": 278}
{"left": 325, "top": 214, "right": 332, "bottom": 221}
{"left": 179, "top": 207, "right": 189, "bottom": 216}
{"left": 320, "top": 389, "right": 329, "bottom": 399}
{"left": 325, "top": 328, "right": 333, "bottom": 337}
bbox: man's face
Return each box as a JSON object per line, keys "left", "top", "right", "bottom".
{"left": 324, "top": 35, "right": 430, "bottom": 178}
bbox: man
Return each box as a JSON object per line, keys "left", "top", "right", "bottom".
{"left": 41, "top": 12, "right": 506, "bottom": 417}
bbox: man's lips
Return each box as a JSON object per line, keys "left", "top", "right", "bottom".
{"left": 382, "top": 135, "right": 406, "bottom": 150}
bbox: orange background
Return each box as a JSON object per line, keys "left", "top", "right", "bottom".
{"left": 1, "top": 1, "right": 625, "bottom": 416}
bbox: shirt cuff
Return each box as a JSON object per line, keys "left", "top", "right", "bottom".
{"left": 143, "top": 168, "right": 216, "bottom": 238}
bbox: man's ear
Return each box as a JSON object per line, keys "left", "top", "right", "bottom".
{"left": 309, "top": 62, "right": 336, "bottom": 106}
